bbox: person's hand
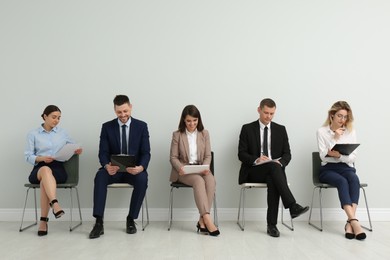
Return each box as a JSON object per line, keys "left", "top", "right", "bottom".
{"left": 178, "top": 166, "right": 185, "bottom": 176}
{"left": 256, "top": 154, "right": 270, "bottom": 164}
{"left": 126, "top": 165, "right": 144, "bottom": 175}
{"left": 327, "top": 149, "right": 341, "bottom": 158}
{"left": 334, "top": 128, "right": 345, "bottom": 140}
{"left": 201, "top": 168, "right": 210, "bottom": 175}
{"left": 74, "top": 148, "right": 83, "bottom": 155}
{"left": 105, "top": 163, "right": 119, "bottom": 175}
{"left": 40, "top": 156, "right": 54, "bottom": 164}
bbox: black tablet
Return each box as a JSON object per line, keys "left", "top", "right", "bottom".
{"left": 330, "top": 143, "right": 360, "bottom": 155}
{"left": 110, "top": 155, "right": 136, "bottom": 172}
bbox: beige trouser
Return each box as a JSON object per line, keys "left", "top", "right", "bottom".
{"left": 178, "top": 173, "right": 216, "bottom": 216}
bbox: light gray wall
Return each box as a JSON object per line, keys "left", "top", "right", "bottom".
{"left": 1, "top": 1, "right": 389, "bottom": 212}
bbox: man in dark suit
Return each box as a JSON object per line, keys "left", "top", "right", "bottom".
{"left": 89, "top": 95, "right": 151, "bottom": 239}
{"left": 238, "top": 98, "right": 308, "bottom": 237}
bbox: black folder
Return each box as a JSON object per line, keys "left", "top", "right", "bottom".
{"left": 329, "top": 143, "right": 360, "bottom": 155}
{"left": 110, "top": 155, "right": 136, "bottom": 172}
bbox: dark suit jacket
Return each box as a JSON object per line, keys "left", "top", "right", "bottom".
{"left": 98, "top": 117, "right": 151, "bottom": 171}
{"left": 238, "top": 120, "right": 291, "bottom": 184}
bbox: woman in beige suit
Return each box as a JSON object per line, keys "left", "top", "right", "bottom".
{"left": 170, "top": 105, "right": 220, "bottom": 236}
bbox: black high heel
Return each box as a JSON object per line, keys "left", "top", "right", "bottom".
{"left": 205, "top": 225, "right": 220, "bottom": 236}
{"left": 196, "top": 222, "right": 207, "bottom": 233}
{"left": 349, "top": 219, "right": 366, "bottom": 240}
{"left": 344, "top": 221, "right": 355, "bottom": 239}
{"left": 50, "top": 199, "right": 65, "bottom": 219}
{"left": 38, "top": 217, "right": 49, "bottom": 236}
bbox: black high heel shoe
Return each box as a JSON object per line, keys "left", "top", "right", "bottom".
{"left": 204, "top": 224, "right": 220, "bottom": 236}
{"left": 50, "top": 199, "right": 65, "bottom": 219}
{"left": 344, "top": 221, "right": 355, "bottom": 239}
{"left": 38, "top": 217, "right": 49, "bottom": 236}
{"left": 196, "top": 222, "right": 207, "bottom": 233}
{"left": 349, "top": 219, "right": 366, "bottom": 240}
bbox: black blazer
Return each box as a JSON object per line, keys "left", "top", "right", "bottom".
{"left": 238, "top": 120, "right": 291, "bottom": 184}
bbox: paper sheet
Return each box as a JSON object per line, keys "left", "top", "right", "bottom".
{"left": 55, "top": 143, "right": 80, "bottom": 162}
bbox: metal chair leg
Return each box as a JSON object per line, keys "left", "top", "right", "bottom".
{"left": 69, "top": 187, "right": 82, "bottom": 231}
{"left": 19, "top": 188, "right": 38, "bottom": 232}
{"left": 360, "top": 187, "right": 373, "bottom": 231}
{"left": 213, "top": 192, "right": 218, "bottom": 227}
{"left": 167, "top": 187, "right": 174, "bottom": 231}
{"left": 308, "top": 187, "right": 324, "bottom": 231}
{"left": 237, "top": 187, "right": 245, "bottom": 231}
{"left": 281, "top": 205, "right": 294, "bottom": 231}
{"left": 141, "top": 194, "right": 150, "bottom": 231}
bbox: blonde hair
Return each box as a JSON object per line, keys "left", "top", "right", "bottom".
{"left": 323, "top": 101, "right": 354, "bottom": 132}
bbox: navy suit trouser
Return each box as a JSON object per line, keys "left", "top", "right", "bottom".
{"left": 319, "top": 163, "right": 359, "bottom": 208}
{"left": 93, "top": 169, "right": 148, "bottom": 220}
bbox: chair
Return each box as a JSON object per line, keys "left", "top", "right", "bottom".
{"left": 308, "top": 152, "right": 373, "bottom": 231}
{"left": 19, "top": 154, "right": 82, "bottom": 232}
{"left": 107, "top": 183, "right": 150, "bottom": 230}
{"left": 168, "top": 151, "right": 218, "bottom": 230}
{"left": 237, "top": 183, "right": 294, "bottom": 231}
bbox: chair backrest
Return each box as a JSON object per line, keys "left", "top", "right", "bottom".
{"left": 64, "top": 154, "right": 79, "bottom": 185}
{"left": 210, "top": 151, "right": 214, "bottom": 175}
{"left": 312, "top": 152, "right": 321, "bottom": 185}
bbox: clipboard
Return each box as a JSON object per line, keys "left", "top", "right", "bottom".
{"left": 183, "top": 165, "right": 209, "bottom": 174}
{"left": 111, "top": 154, "right": 136, "bottom": 172}
{"left": 327, "top": 143, "right": 360, "bottom": 156}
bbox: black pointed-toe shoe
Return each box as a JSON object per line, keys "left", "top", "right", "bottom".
{"left": 289, "top": 203, "right": 309, "bottom": 219}
{"left": 89, "top": 223, "right": 104, "bottom": 239}
{"left": 267, "top": 225, "right": 280, "bottom": 237}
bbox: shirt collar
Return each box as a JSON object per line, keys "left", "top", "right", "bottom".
{"left": 39, "top": 124, "right": 58, "bottom": 133}
{"left": 258, "top": 120, "right": 270, "bottom": 130}
{"left": 186, "top": 129, "right": 198, "bottom": 136}
{"left": 117, "top": 118, "right": 131, "bottom": 127}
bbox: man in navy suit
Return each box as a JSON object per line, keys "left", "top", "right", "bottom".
{"left": 238, "top": 98, "right": 309, "bottom": 237}
{"left": 89, "top": 95, "right": 151, "bottom": 239}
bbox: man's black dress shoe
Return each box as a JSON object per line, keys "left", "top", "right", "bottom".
{"left": 289, "top": 203, "right": 309, "bottom": 219}
{"left": 126, "top": 219, "right": 137, "bottom": 234}
{"left": 89, "top": 223, "right": 104, "bottom": 239}
{"left": 267, "top": 225, "right": 280, "bottom": 237}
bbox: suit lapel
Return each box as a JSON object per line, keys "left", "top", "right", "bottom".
{"left": 254, "top": 121, "right": 261, "bottom": 155}
{"left": 180, "top": 132, "right": 190, "bottom": 161}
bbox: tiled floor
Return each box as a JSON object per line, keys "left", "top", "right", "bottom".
{"left": 2, "top": 220, "right": 389, "bottom": 260}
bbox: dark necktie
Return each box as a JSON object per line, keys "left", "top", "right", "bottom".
{"left": 121, "top": 124, "right": 127, "bottom": 154}
{"left": 263, "top": 126, "right": 268, "bottom": 156}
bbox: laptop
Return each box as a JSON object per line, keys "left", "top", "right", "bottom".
{"left": 110, "top": 154, "right": 136, "bottom": 172}
{"left": 328, "top": 143, "right": 360, "bottom": 156}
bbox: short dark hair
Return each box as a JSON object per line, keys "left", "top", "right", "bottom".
{"left": 178, "top": 105, "right": 204, "bottom": 132}
{"left": 259, "top": 98, "right": 276, "bottom": 109}
{"left": 113, "top": 95, "right": 130, "bottom": 106}
{"left": 41, "top": 105, "right": 61, "bottom": 120}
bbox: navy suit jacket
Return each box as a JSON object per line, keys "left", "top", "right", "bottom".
{"left": 98, "top": 117, "right": 151, "bottom": 171}
{"left": 238, "top": 120, "right": 291, "bottom": 184}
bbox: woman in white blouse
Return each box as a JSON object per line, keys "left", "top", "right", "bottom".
{"left": 169, "top": 105, "right": 219, "bottom": 236}
{"left": 317, "top": 101, "right": 366, "bottom": 240}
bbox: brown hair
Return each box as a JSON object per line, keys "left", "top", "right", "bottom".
{"left": 178, "top": 105, "right": 204, "bottom": 132}
{"left": 41, "top": 105, "right": 61, "bottom": 120}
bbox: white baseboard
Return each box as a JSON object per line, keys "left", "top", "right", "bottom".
{"left": 2, "top": 207, "right": 390, "bottom": 222}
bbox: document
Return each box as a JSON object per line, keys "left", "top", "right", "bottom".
{"left": 111, "top": 155, "right": 136, "bottom": 172}
{"left": 183, "top": 165, "right": 209, "bottom": 174}
{"left": 55, "top": 143, "right": 80, "bottom": 162}
{"left": 254, "top": 157, "right": 281, "bottom": 166}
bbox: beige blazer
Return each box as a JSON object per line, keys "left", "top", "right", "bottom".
{"left": 169, "top": 129, "right": 212, "bottom": 182}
